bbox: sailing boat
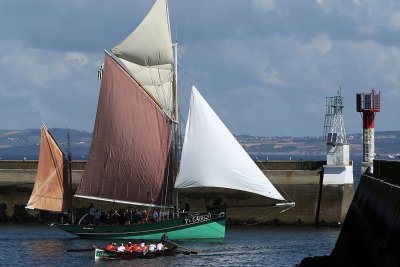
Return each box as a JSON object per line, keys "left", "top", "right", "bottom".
{"left": 29, "top": 0, "right": 294, "bottom": 240}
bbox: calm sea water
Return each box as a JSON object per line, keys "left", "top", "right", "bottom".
{"left": 0, "top": 224, "right": 339, "bottom": 267}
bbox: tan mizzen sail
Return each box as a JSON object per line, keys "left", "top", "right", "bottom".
{"left": 26, "top": 125, "right": 67, "bottom": 212}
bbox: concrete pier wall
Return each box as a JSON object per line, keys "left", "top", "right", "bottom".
{"left": 0, "top": 160, "right": 354, "bottom": 225}
{"left": 329, "top": 160, "right": 400, "bottom": 266}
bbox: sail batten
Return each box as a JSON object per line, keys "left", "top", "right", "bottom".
{"left": 27, "top": 125, "right": 67, "bottom": 212}
{"left": 175, "top": 86, "right": 285, "bottom": 201}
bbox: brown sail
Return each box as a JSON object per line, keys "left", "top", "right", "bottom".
{"left": 26, "top": 125, "right": 67, "bottom": 212}
{"left": 75, "top": 54, "right": 172, "bottom": 206}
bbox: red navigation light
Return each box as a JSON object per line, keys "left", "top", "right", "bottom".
{"left": 356, "top": 90, "right": 380, "bottom": 113}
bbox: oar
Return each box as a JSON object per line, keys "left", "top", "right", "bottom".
{"left": 167, "top": 240, "right": 198, "bottom": 255}
{"left": 66, "top": 245, "right": 96, "bottom": 252}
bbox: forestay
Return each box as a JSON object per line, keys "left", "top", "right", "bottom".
{"left": 175, "top": 86, "right": 285, "bottom": 201}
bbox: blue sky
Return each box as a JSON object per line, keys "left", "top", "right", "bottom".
{"left": 1, "top": 0, "right": 399, "bottom": 137}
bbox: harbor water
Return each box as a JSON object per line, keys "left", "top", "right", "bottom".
{"left": 0, "top": 224, "right": 339, "bottom": 267}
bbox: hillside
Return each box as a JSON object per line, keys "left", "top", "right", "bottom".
{"left": 0, "top": 129, "right": 399, "bottom": 160}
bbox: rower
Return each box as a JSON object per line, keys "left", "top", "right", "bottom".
{"left": 141, "top": 243, "right": 148, "bottom": 253}
{"left": 105, "top": 242, "right": 113, "bottom": 251}
{"left": 125, "top": 242, "right": 132, "bottom": 252}
{"left": 117, "top": 243, "right": 126, "bottom": 252}
{"left": 148, "top": 241, "right": 156, "bottom": 252}
{"left": 156, "top": 241, "right": 164, "bottom": 251}
{"left": 132, "top": 241, "right": 139, "bottom": 252}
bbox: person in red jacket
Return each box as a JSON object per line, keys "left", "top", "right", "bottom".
{"left": 132, "top": 241, "right": 139, "bottom": 252}
{"left": 105, "top": 242, "right": 113, "bottom": 251}
{"left": 141, "top": 243, "right": 148, "bottom": 253}
{"left": 125, "top": 242, "right": 132, "bottom": 252}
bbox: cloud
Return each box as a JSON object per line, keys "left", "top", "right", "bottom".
{"left": 314, "top": 0, "right": 400, "bottom": 36}
{"left": 389, "top": 12, "right": 400, "bottom": 31}
{"left": 0, "top": 41, "right": 69, "bottom": 89}
{"left": 251, "top": 0, "right": 277, "bottom": 11}
{"left": 302, "top": 34, "right": 332, "bottom": 54}
{"left": 260, "top": 66, "right": 285, "bottom": 87}
{"left": 1, "top": 0, "right": 399, "bottom": 136}
{"left": 65, "top": 52, "right": 89, "bottom": 66}
{"left": 0, "top": 39, "right": 101, "bottom": 130}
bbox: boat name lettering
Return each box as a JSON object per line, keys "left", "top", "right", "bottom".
{"left": 184, "top": 213, "right": 211, "bottom": 224}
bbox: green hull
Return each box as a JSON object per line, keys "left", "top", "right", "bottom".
{"left": 57, "top": 211, "right": 225, "bottom": 240}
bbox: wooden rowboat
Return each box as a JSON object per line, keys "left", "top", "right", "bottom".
{"left": 94, "top": 247, "right": 175, "bottom": 260}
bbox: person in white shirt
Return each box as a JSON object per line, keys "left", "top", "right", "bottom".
{"left": 117, "top": 243, "right": 126, "bottom": 252}
{"left": 148, "top": 242, "right": 156, "bottom": 252}
{"left": 156, "top": 242, "right": 164, "bottom": 251}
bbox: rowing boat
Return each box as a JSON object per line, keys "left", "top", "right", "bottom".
{"left": 94, "top": 247, "right": 175, "bottom": 260}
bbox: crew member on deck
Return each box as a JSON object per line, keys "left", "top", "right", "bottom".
{"left": 88, "top": 203, "right": 96, "bottom": 224}
{"left": 152, "top": 210, "right": 159, "bottom": 222}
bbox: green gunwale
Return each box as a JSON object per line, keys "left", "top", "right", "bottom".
{"left": 57, "top": 210, "right": 226, "bottom": 240}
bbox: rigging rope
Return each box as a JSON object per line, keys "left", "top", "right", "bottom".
{"left": 241, "top": 206, "right": 283, "bottom": 226}
{"left": 256, "top": 160, "right": 294, "bottom": 204}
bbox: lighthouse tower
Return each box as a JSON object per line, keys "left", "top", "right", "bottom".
{"left": 322, "top": 87, "right": 353, "bottom": 185}
{"left": 356, "top": 89, "right": 380, "bottom": 174}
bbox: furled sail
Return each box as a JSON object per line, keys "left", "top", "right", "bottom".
{"left": 175, "top": 86, "right": 285, "bottom": 201}
{"left": 112, "top": 0, "right": 174, "bottom": 118}
{"left": 26, "top": 125, "right": 67, "bottom": 212}
{"left": 75, "top": 54, "right": 172, "bottom": 207}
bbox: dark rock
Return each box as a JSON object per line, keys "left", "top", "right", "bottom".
{"left": 297, "top": 255, "right": 336, "bottom": 267}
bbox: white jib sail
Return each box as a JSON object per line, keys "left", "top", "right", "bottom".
{"left": 175, "top": 86, "right": 285, "bottom": 201}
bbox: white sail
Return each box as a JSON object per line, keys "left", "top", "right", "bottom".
{"left": 175, "top": 86, "right": 285, "bottom": 201}
{"left": 112, "top": 0, "right": 174, "bottom": 117}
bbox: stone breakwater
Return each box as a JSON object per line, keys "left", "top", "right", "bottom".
{"left": 298, "top": 159, "right": 400, "bottom": 266}
{"left": 0, "top": 160, "right": 353, "bottom": 225}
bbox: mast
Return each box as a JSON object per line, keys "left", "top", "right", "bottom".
{"left": 67, "top": 132, "right": 73, "bottom": 223}
{"left": 172, "top": 42, "right": 180, "bottom": 218}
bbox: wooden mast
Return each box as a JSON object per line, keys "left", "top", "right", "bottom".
{"left": 173, "top": 41, "right": 180, "bottom": 218}
{"left": 67, "top": 132, "right": 73, "bottom": 223}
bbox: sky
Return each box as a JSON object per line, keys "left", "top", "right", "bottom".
{"left": 0, "top": 0, "right": 399, "bottom": 137}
